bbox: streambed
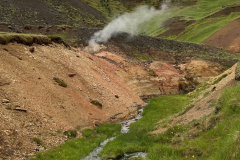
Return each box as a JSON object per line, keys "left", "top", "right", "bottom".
{"left": 81, "top": 108, "right": 146, "bottom": 160}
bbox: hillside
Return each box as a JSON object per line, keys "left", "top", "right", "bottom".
{"left": 0, "top": 0, "right": 240, "bottom": 160}
{"left": 0, "top": 0, "right": 106, "bottom": 27}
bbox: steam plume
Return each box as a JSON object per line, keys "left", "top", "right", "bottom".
{"left": 88, "top": 4, "right": 169, "bottom": 47}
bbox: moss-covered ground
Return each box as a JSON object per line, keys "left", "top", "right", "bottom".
{"left": 0, "top": 32, "right": 52, "bottom": 45}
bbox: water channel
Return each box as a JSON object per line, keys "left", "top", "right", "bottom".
{"left": 81, "top": 108, "right": 147, "bottom": 160}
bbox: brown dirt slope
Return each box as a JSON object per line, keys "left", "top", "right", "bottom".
{"left": 203, "top": 18, "right": 240, "bottom": 53}
{"left": 0, "top": 42, "right": 145, "bottom": 159}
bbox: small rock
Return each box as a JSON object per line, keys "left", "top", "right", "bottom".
{"left": 7, "top": 150, "right": 13, "bottom": 155}
{"left": 37, "top": 26, "right": 43, "bottom": 29}
{"left": 68, "top": 73, "right": 76, "bottom": 77}
{"left": 115, "top": 95, "right": 119, "bottom": 98}
{"left": 95, "top": 121, "right": 102, "bottom": 126}
{"left": 2, "top": 99, "right": 10, "bottom": 103}
{"left": 212, "top": 86, "right": 216, "bottom": 91}
{"left": 29, "top": 47, "right": 35, "bottom": 53}
{"left": 14, "top": 107, "right": 27, "bottom": 112}
{"left": 24, "top": 25, "right": 31, "bottom": 30}
{"left": 3, "top": 48, "right": 8, "bottom": 52}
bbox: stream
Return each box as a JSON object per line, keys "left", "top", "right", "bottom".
{"left": 81, "top": 108, "right": 147, "bottom": 160}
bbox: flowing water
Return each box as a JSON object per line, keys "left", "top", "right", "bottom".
{"left": 81, "top": 108, "right": 146, "bottom": 160}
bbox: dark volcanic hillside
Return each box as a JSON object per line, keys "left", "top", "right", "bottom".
{"left": 0, "top": 0, "right": 107, "bottom": 27}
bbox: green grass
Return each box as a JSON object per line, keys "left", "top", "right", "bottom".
{"left": 64, "top": 129, "right": 77, "bottom": 138}
{"left": 212, "top": 74, "right": 228, "bottom": 85}
{"left": 100, "top": 81, "right": 240, "bottom": 160}
{"left": 168, "top": 82, "right": 240, "bottom": 160}
{"left": 177, "top": 13, "right": 240, "bottom": 43}
{"left": 81, "top": 0, "right": 127, "bottom": 20}
{"left": 137, "top": 0, "right": 240, "bottom": 38}
{"left": 31, "top": 123, "right": 121, "bottom": 160}
{"left": 81, "top": 0, "right": 162, "bottom": 20}
{"left": 0, "top": 32, "right": 52, "bottom": 45}
{"left": 99, "top": 95, "right": 190, "bottom": 159}
{"left": 30, "top": 80, "right": 240, "bottom": 160}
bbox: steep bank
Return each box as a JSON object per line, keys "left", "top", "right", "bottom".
{"left": 0, "top": 40, "right": 144, "bottom": 159}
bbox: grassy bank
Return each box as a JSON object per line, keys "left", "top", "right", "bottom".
{"left": 0, "top": 32, "right": 52, "bottom": 45}
{"left": 138, "top": 0, "right": 240, "bottom": 38}
{"left": 30, "top": 80, "right": 240, "bottom": 159}
{"left": 31, "top": 123, "right": 121, "bottom": 160}
{"left": 100, "top": 81, "right": 240, "bottom": 160}
{"left": 99, "top": 95, "right": 190, "bottom": 159}
{"left": 177, "top": 12, "right": 240, "bottom": 43}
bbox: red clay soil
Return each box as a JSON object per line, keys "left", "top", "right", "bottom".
{"left": 203, "top": 18, "right": 240, "bottom": 53}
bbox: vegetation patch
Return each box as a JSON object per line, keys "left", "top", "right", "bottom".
{"left": 213, "top": 74, "right": 228, "bottom": 85}
{"left": 33, "top": 137, "right": 45, "bottom": 147}
{"left": 137, "top": 0, "right": 240, "bottom": 37}
{"left": 0, "top": 32, "right": 52, "bottom": 45}
{"left": 101, "top": 77, "right": 240, "bottom": 160}
{"left": 64, "top": 129, "right": 77, "bottom": 139}
{"left": 177, "top": 13, "right": 240, "bottom": 43}
{"left": 53, "top": 78, "right": 67, "bottom": 87}
{"left": 148, "top": 70, "right": 157, "bottom": 77}
{"left": 99, "top": 95, "right": 190, "bottom": 159}
{"left": 56, "top": 25, "right": 73, "bottom": 30}
{"left": 6, "top": 106, "right": 12, "bottom": 110}
{"left": 91, "top": 100, "right": 103, "bottom": 109}
{"left": 31, "top": 123, "right": 121, "bottom": 160}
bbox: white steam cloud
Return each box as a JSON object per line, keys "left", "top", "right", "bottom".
{"left": 88, "top": 4, "right": 169, "bottom": 47}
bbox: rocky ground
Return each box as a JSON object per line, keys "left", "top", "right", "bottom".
{"left": 0, "top": 0, "right": 106, "bottom": 27}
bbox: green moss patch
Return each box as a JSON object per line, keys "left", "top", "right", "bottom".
{"left": 91, "top": 100, "right": 103, "bottom": 109}
{"left": 53, "top": 78, "right": 67, "bottom": 87}
{"left": 0, "top": 32, "right": 52, "bottom": 45}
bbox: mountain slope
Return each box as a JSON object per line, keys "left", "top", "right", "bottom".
{"left": 0, "top": 0, "right": 106, "bottom": 27}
